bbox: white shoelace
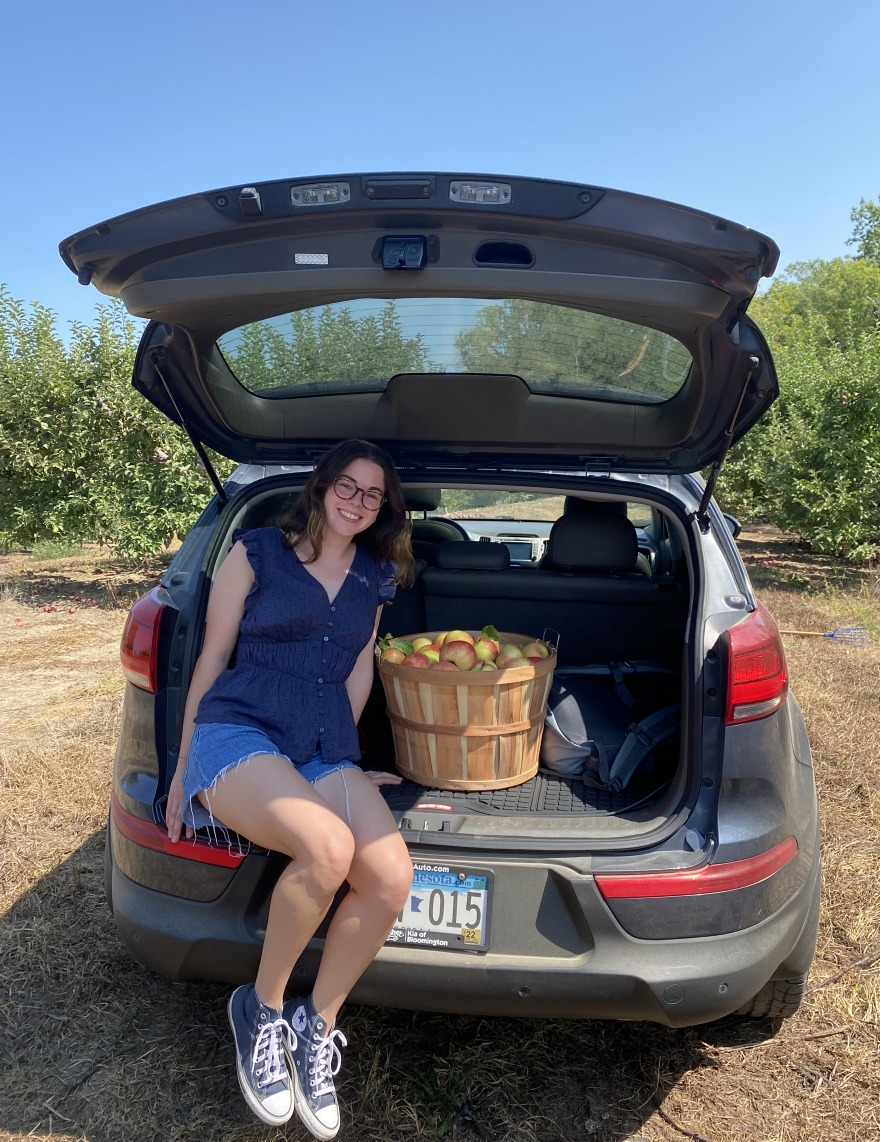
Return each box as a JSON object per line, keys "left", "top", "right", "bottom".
{"left": 308, "top": 1027, "right": 348, "bottom": 1097}
{"left": 253, "top": 1017, "right": 293, "bottom": 1090}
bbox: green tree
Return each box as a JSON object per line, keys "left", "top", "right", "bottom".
{"left": 454, "top": 300, "right": 690, "bottom": 399}
{"left": 751, "top": 257, "right": 880, "bottom": 351}
{"left": 848, "top": 195, "right": 880, "bottom": 263}
{"left": 0, "top": 288, "right": 231, "bottom": 558}
{"left": 221, "top": 302, "right": 431, "bottom": 392}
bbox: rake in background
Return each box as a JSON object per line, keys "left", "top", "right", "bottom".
{"left": 779, "top": 626, "right": 870, "bottom": 646}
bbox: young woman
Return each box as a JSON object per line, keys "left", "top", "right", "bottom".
{"left": 165, "top": 439, "right": 415, "bottom": 1139}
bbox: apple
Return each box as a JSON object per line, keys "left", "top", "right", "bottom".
{"left": 432, "top": 631, "right": 451, "bottom": 648}
{"left": 422, "top": 647, "right": 441, "bottom": 664}
{"left": 440, "top": 640, "right": 479, "bottom": 670}
{"left": 402, "top": 652, "right": 431, "bottom": 668}
{"left": 496, "top": 644, "right": 526, "bottom": 669}
{"left": 411, "top": 636, "right": 434, "bottom": 652}
{"left": 428, "top": 660, "right": 459, "bottom": 671}
{"left": 521, "top": 640, "right": 551, "bottom": 660}
{"left": 380, "top": 647, "right": 406, "bottom": 665}
{"left": 479, "top": 660, "right": 499, "bottom": 670}
{"left": 445, "top": 629, "right": 474, "bottom": 645}
{"left": 526, "top": 656, "right": 545, "bottom": 664}
{"left": 473, "top": 637, "right": 500, "bottom": 662}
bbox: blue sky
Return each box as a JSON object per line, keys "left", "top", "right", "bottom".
{"left": 3, "top": 0, "right": 878, "bottom": 330}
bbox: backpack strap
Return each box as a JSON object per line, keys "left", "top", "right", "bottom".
{"left": 605, "top": 704, "right": 682, "bottom": 792}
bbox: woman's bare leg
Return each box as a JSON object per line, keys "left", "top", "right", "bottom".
{"left": 306, "top": 769, "right": 413, "bottom": 1025}
{"left": 198, "top": 754, "right": 356, "bottom": 1010}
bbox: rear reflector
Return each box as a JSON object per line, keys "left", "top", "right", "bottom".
{"left": 595, "top": 836, "right": 798, "bottom": 900}
{"left": 725, "top": 602, "right": 788, "bottom": 724}
{"left": 120, "top": 588, "right": 165, "bottom": 692}
{"left": 110, "top": 792, "right": 247, "bottom": 868}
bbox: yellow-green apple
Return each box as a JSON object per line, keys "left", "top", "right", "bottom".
{"left": 473, "top": 636, "right": 500, "bottom": 662}
{"left": 445, "top": 629, "right": 474, "bottom": 645}
{"left": 411, "top": 636, "right": 434, "bottom": 652}
{"left": 520, "top": 640, "right": 551, "bottom": 659}
{"left": 380, "top": 647, "right": 406, "bottom": 665}
{"left": 496, "top": 644, "right": 526, "bottom": 668}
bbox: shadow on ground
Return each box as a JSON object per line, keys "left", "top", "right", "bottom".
{"left": 0, "top": 832, "right": 780, "bottom": 1142}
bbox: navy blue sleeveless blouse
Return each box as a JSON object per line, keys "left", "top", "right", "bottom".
{"left": 194, "top": 527, "right": 398, "bottom": 763}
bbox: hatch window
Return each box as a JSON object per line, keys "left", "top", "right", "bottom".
{"left": 217, "top": 298, "right": 692, "bottom": 404}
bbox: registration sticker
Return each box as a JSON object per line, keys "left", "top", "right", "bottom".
{"left": 385, "top": 863, "right": 492, "bottom": 952}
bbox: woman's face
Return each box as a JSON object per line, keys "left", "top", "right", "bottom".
{"left": 322, "top": 457, "right": 387, "bottom": 543}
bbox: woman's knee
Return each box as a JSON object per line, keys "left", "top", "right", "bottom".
{"left": 277, "top": 817, "right": 356, "bottom": 892}
{"left": 352, "top": 839, "right": 413, "bottom": 912}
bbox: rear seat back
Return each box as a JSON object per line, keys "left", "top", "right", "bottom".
{"left": 422, "top": 529, "right": 686, "bottom": 668}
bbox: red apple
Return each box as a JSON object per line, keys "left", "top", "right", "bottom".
{"left": 440, "top": 640, "right": 479, "bottom": 670}
{"left": 526, "top": 656, "right": 544, "bottom": 664}
{"left": 402, "top": 652, "right": 431, "bottom": 668}
{"left": 428, "top": 660, "right": 459, "bottom": 671}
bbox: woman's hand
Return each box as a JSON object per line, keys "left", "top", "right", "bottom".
{"left": 166, "top": 767, "right": 194, "bottom": 842}
{"left": 363, "top": 770, "right": 403, "bottom": 787}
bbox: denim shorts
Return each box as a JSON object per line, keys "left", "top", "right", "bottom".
{"left": 182, "top": 721, "right": 361, "bottom": 832}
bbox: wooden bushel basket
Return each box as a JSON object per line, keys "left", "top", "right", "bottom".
{"left": 377, "top": 632, "right": 556, "bottom": 791}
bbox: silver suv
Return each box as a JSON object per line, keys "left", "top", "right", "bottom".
{"left": 62, "top": 172, "right": 820, "bottom": 1026}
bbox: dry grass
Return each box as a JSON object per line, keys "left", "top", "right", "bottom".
{"left": 1, "top": 532, "right": 879, "bottom": 1142}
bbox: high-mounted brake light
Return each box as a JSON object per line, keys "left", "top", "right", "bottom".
{"left": 725, "top": 602, "right": 788, "bottom": 724}
{"left": 120, "top": 588, "right": 165, "bottom": 693}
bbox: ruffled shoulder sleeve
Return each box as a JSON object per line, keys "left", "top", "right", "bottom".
{"left": 231, "top": 527, "right": 274, "bottom": 588}
{"left": 377, "top": 558, "right": 399, "bottom": 605}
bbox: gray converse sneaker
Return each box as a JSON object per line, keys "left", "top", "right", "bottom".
{"left": 282, "top": 996, "right": 347, "bottom": 1140}
{"left": 227, "top": 983, "right": 294, "bottom": 1126}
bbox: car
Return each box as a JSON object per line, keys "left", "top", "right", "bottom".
{"left": 61, "top": 171, "right": 821, "bottom": 1027}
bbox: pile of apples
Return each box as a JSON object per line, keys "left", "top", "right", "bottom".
{"left": 377, "top": 625, "right": 553, "bottom": 672}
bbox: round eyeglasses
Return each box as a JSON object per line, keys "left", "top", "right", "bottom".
{"left": 332, "top": 476, "right": 386, "bottom": 512}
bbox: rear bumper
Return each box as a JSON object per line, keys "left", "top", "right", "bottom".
{"left": 107, "top": 830, "right": 820, "bottom": 1027}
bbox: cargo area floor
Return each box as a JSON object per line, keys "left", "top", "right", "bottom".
{"left": 382, "top": 770, "right": 668, "bottom": 817}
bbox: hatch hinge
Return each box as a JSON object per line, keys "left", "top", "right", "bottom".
{"left": 694, "top": 355, "right": 760, "bottom": 532}
{"left": 149, "top": 351, "right": 229, "bottom": 506}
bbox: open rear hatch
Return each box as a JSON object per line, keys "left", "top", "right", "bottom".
{"left": 60, "top": 172, "right": 779, "bottom": 477}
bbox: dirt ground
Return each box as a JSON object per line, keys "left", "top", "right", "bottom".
{"left": 0, "top": 531, "right": 878, "bottom": 1142}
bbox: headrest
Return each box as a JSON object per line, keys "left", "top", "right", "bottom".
{"left": 546, "top": 513, "right": 638, "bottom": 572}
{"left": 435, "top": 541, "right": 510, "bottom": 571}
{"left": 405, "top": 487, "right": 442, "bottom": 512}
{"left": 563, "top": 496, "right": 628, "bottom": 518}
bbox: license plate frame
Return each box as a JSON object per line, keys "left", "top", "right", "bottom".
{"left": 385, "top": 862, "right": 493, "bottom": 953}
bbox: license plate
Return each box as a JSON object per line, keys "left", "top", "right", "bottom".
{"left": 385, "top": 863, "right": 492, "bottom": 952}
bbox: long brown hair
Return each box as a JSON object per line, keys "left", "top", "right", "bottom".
{"left": 278, "top": 439, "right": 414, "bottom": 586}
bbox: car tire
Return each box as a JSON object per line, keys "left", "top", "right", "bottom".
{"left": 735, "top": 974, "right": 808, "bottom": 1019}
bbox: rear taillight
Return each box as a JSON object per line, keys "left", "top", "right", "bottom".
{"left": 111, "top": 793, "right": 247, "bottom": 868}
{"left": 120, "top": 588, "right": 165, "bottom": 692}
{"left": 595, "top": 836, "right": 798, "bottom": 900}
{"left": 725, "top": 602, "right": 788, "bottom": 725}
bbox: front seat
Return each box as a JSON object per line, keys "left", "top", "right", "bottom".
{"left": 405, "top": 488, "right": 470, "bottom": 564}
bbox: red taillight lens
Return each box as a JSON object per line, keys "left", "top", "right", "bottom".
{"left": 725, "top": 602, "right": 788, "bottom": 725}
{"left": 110, "top": 793, "right": 247, "bottom": 868}
{"left": 120, "top": 588, "right": 165, "bottom": 693}
{"left": 595, "top": 836, "right": 798, "bottom": 900}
